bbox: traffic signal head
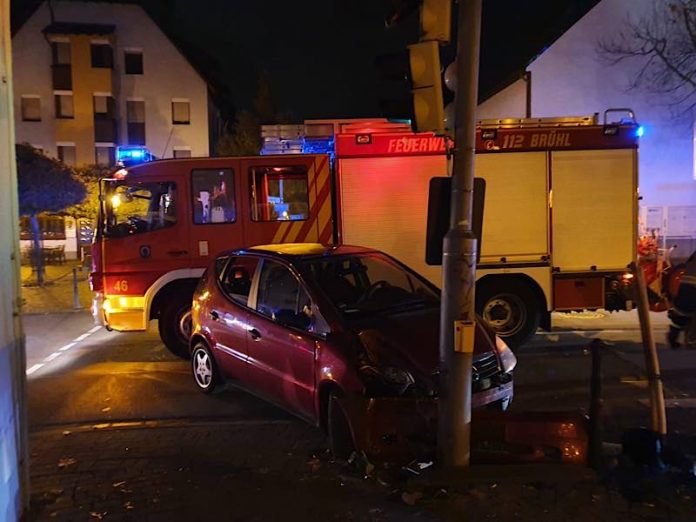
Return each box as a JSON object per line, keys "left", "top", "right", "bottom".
{"left": 375, "top": 40, "right": 445, "bottom": 134}
{"left": 420, "top": 0, "right": 452, "bottom": 42}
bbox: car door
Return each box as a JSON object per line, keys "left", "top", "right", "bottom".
{"left": 246, "top": 258, "right": 316, "bottom": 418}
{"left": 208, "top": 255, "right": 261, "bottom": 381}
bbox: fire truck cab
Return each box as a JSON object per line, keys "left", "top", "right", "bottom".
{"left": 91, "top": 154, "right": 333, "bottom": 357}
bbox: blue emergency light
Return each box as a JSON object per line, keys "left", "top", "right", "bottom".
{"left": 117, "top": 146, "right": 155, "bottom": 166}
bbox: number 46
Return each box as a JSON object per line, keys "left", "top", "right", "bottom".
{"left": 113, "top": 280, "right": 128, "bottom": 292}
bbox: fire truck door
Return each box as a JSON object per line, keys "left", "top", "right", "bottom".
{"left": 241, "top": 155, "right": 333, "bottom": 247}
{"left": 188, "top": 162, "right": 244, "bottom": 261}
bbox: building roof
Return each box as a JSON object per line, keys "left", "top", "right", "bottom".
{"left": 42, "top": 21, "right": 115, "bottom": 35}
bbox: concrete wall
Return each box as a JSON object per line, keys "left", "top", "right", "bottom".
{"left": 12, "top": 1, "right": 210, "bottom": 162}
{"left": 0, "top": 0, "right": 27, "bottom": 519}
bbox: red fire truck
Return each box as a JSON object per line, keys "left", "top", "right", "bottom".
{"left": 91, "top": 110, "right": 639, "bottom": 357}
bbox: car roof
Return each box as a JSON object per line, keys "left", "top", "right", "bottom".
{"left": 221, "top": 243, "right": 380, "bottom": 260}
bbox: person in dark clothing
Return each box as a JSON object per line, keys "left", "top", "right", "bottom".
{"left": 668, "top": 250, "right": 696, "bottom": 348}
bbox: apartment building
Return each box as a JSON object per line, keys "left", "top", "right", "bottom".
{"left": 12, "top": 0, "right": 210, "bottom": 166}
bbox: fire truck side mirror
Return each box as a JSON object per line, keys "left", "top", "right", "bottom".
{"left": 425, "top": 177, "right": 485, "bottom": 265}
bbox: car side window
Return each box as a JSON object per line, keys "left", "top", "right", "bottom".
{"left": 256, "top": 260, "right": 312, "bottom": 331}
{"left": 219, "top": 256, "right": 259, "bottom": 307}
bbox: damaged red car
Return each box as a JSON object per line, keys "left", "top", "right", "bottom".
{"left": 189, "top": 244, "right": 516, "bottom": 457}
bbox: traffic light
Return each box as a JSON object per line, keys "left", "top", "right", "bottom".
{"left": 420, "top": 0, "right": 452, "bottom": 42}
{"left": 375, "top": 40, "right": 445, "bottom": 133}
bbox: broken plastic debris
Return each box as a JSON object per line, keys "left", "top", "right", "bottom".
{"left": 403, "top": 460, "right": 433, "bottom": 475}
{"left": 62, "top": 430, "right": 71, "bottom": 436}
{"left": 112, "top": 481, "right": 126, "bottom": 488}
{"left": 57, "top": 457, "right": 77, "bottom": 469}
{"left": 124, "top": 501, "right": 135, "bottom": 510}
{"left": 101, "top": 407, "right": 111, "bottom": 413}
{"left": 89, "top": 512, "right": 106, "bottom": 520}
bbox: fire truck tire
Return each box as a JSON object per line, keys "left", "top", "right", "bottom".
{"left": 191, "top": 342, "right": 221, "bottom": 394}
{"left": 159, "top": 298, "right": 193, "bottom": 359}
{"left": 328, "top": 393, "right": 355, "bottom": 460}
{"left": 476, "top": 278, "right": 540, "bottom": 350}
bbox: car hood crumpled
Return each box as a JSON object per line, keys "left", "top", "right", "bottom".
{"left": 355, "top": 307, "right": 497, "bottom": 384}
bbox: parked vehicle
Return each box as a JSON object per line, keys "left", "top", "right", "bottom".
{"left": 189, "top": 243, "right": 516, "bottom": 457}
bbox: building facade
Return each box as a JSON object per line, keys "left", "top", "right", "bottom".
{"left": 478, "top": 0, "right": 696, "bottom": 252}
{"left": 12, "top": 0, "right": 210, "bottom": 165}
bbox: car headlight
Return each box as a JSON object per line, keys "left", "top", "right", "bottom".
{"left": 495, "top": 336, "right": 517, "bottom": 374}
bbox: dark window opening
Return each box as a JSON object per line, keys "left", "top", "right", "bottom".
{"left": 124, "top": 51, "right": 143, "bottom": 74}
{"left": 91, "top": 43, "right": 113, "bottom": 68}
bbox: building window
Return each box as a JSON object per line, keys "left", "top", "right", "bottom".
{"left": 51, "top": 41, "right": 71, "bottom": 65}
{"left": 124, "top": 51, "right": 143, "bottom": 74}
{"left": 249, "top": 165, "right": 309, "bottom": 222}
{"left": 21, "top": 96, "right": 41, "bottom": 121}
{"left": 192, "top": 169, "right": 236, "bottom": 224}
{"left": 127, "top": 100, "right": 146, "bottom": 145}
{"left": 57, "top": 144, "right": 76, "bottom": 166}
{"left": 95, "top": 145, "right": 116, "bottom": 166}
{"left": 173, "top": 148, "right": 191, "bottom": 158}
{"left": 91, "top": 43, "right": 113, "bottom": 68}
{"left": 54, "top": 93, "right": 74, "bottom": 118}
{"left": 20, "top": 215, "right": 66, "bottom": 240}
{"left": 172, "top": 99, "right": 190, "bottom": 124}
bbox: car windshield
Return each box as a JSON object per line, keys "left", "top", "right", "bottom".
{"left": 101, "top": 179, "right": 176, "bottom": 237}
{"left": 301, "top": 253, "right": 439, "bottom": 317}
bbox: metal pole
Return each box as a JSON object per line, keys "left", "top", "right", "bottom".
{"left": 437, "top": 0, "right": 482, "bottom": 469}
{"left": 588, "top": 339, "right": 603, "bottom": 471}
{"left": 72, "top": 267, "right": 81, "bottom": 309}
{"left": 631, "top": 261, "right": 667, "bottom": 435}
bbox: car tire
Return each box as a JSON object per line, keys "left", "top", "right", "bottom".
{"left": 477, "top": 278, "right": 540, "bottom": 350}
{"left": 159, "top": 297, "right": 193, "bottom": 359}
{"left": 191, "top": 342, "right": 220, "bottom": 394}
{"left": 327, "top": 393, "right": 355, "bottom": 460}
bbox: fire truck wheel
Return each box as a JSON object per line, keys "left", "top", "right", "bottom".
{"left": 328, "top": 393, "right": 355, "bottom": 460}
{"left": 191, "top": 342, "right": 220, "bottom": 394}
{"left": 159, "top": 298, "right": 193, "bottom": 359}
{"left": 477, "top": 279, "right": 540, "bottom": 350}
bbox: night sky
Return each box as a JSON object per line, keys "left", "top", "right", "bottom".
{"left": 12, "top": 0, "right": 599, "bottom": 120}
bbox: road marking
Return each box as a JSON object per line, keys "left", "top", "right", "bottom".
{"left": 27, "top": 325, "right": 102, "bottom": 376}
{"left": 44, "top": 352, "right": 62, "bottom": 362}
{"left": 26, "top": 364, "right": 44, "bottom": 375}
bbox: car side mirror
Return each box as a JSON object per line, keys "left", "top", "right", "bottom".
{"left": 275, "top": 309, "right": 311, "bottom": 330}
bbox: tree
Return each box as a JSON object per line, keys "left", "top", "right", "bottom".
{"left": 598, "top": 0, "right": 696, "bottom": 112}
{"left": 16, "top": 144, "right": 86, "bottom": 285}
{"left": 68, "top": 164, "right": 111, "bottom": 223}
{"left": 215, "top": 72, "right": 291, "bottom": 156}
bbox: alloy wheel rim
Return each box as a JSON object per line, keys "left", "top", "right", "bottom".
{"left": 193, "top": 349, "right": 212, "bottom": 388}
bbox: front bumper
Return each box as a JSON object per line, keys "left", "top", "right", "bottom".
{"left": 91, "top": 292, "right": 147, "bottom": 331}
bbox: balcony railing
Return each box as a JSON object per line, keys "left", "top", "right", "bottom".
{"left": 51, "top": 64, "right": 72, "bottom": 90}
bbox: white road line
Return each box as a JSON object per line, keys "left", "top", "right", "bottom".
{"left": 26, "top": 364, "right": 44, "bottom": 375}
{"left": 27, "top": 325, "right": 102, "bottom": 376}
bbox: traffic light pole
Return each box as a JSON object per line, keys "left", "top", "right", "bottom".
{"left": 437, "top": 0, "right": 482, "bottom": 468}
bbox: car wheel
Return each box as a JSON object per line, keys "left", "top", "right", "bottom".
{"left": 191, "top": 342, "right": 220, "bottom": 394}
{"left": 477, "top": 278, "right": 540, "bottom": 349}
{"left": 159, "top": 297, "right": 193, "bottom": 359}
{"left": 327, "top": 393, "right": 355, "bottom": 460}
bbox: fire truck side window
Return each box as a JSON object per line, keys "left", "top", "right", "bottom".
{"left": 104, "top": 181, "right": 177, "bottom": 238}
{"left": 191, "top": 169, "right": 236, "bottom": 224}
{"left": 249, "top": 165, "right": 309, "bottom": 222}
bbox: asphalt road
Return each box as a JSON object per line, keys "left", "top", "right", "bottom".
{"left": 23, "top": 310, "right": 696, "bottom": 447}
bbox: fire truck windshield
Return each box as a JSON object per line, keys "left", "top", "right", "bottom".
{"left": 102, "top": 179, "right": 177, "bottom": 238}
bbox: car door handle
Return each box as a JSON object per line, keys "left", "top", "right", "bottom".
{"left": 210, "top": 310, "right": 220, "bottom": 321}
{"left": 249, "top": 328, "right": 262, "bottom": 341}
{"left": 167, "top": 249, "right": 188, "bottom": 256}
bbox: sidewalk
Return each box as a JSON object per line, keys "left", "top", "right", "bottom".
{"left": 26, "top": 418, "right": 696, "bottom": 521}
{"left": 21, "top": 263, "right": 92, "bottom": 314}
